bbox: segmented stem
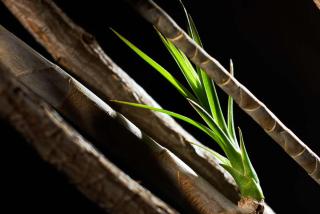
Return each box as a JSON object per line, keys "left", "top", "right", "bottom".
{"left": 127, "top": 0, "right": 320, "bottom": 184}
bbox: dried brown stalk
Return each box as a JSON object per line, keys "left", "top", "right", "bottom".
{"left": 0, "top": 0, "right": 239, "bottom": 202}
{"left": 0, "top": 68, "right": 177, "bottom": 214}
{"left": 126, "top": 0, "right": 320, "bottom": 185}
{"left": 314, "top": 0, "right": 320, "bottom": 10}
{"left": 0, "top": 25, "right": 244, "bottom": 214}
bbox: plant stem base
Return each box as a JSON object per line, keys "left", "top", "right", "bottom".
{"left": 238, "top": 197, "right": 264, "bottom": 214}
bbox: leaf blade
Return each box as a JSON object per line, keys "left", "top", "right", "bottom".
{"left": 183, "top": 10, "right": 228, "bottom": 131}
{"left": 111, "top": 100, "right": 225, "bottom": 148}
{"left": 157, "top": 31, "right": 206, "bottom": 104}
{"left": 227, "top": 59, "right": 237, "bottom": 145}
{"left": 189, "top": 142, "right": 230, "bottom": 166}
{"left": 111, "top": 29, "right": 195, "bottom": 100}
{"left": 187, "top": 99, "right": 243, "bottom": 170}
{"left": 238, "top": 128, "right": 259, "bottom": 183}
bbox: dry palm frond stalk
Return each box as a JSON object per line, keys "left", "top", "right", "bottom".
{"left": 0, "top": 68, "right": 177, "bottom": 214}
{"left": 314, "top": 0, "right": 320, "bottom": 10}
{"left": 0, "top": 0, "right": 239, "bottom": 201}
{"left": 126, "top": 0, "right": 320, "bottom": 185}
{"left": 0, "top": 25, "right": 244, "bottom": 214}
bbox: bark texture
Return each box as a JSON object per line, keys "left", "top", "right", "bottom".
{"left": 126, "top": 0, "right": 320, "bottom": 185}
{"left": 0, "top": 69, "right": 177, "bottom": 214}
{"left": 0, "top": 0, "right": 239, "bottom": 202}
{"left": 0, "top": 25, "right": 244, "bottom": 214}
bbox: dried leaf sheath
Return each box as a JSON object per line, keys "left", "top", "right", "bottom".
{"left": 314, "top": 0, "right": 320, "bottom": 10}
{"left": 0, "top": 0, "right": 239, "bottom": 201}
{"left": 0, "top": 26, "right": 242, "bottom": 214}
{"left": 0, "top": 69, "right": 177, "bottom": 214}
{"left": 126, "top": 0, "right": 320, "bottom": 184}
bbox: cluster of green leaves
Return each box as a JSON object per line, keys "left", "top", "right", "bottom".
{"left": 111, "top": 1, "right": 264, "bottom": 201}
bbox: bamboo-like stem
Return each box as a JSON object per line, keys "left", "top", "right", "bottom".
{"left": 0, "top": 0, "right": 239, "bottom": 201}
{"left": 0, "top": 68, "right": 177, "bottom": 214}
{"left": 126, "top": 0, "right": 320, "bottom": 185}
{"left": 0, "top": 25, "right": 244, "bottom": 214}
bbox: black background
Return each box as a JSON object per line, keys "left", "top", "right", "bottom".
{"left": 1, "top": 0, "right": 320, "bottom": 213}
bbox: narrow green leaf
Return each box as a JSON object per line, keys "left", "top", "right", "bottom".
{"left": 180, "top": 3, "right": 210, "bottom": 110}
{"left": 156, "top": 31, "right": 207, "bottom": 106}
{"left": 227, "top": 59, "right": 237, "bottom": 144}
{"left": 182, "top": 10, "right": 228, "bottom": 132}
{"left": 187, "top": 15, "right": 203, "bottom": 48}
{"left": 111, "top": 29, "right": 195, "bottom": 100}
{"left": 187, "top": 98, "right": 228, "bottom": 145}
{"left": 178, "top": 0, "right": 203, "bottom": 47}
{"left": 220, "top": 164, "right": 264, "bottom": 200}
{"left": 201, "top": 72, "right": 228, "bottom": 132}
{"left": 182, "top": 11, "right": 215, "bottom": 114}
{"left": 157, "top": 32, "right": 199, "bottom": 89}
{"left": 238, "top": 128, "right": 259, "bottom": 183}
{"left": 220, "top": 163, "right": 244, "bottom": 186}
{"left": 187, "top": 99, "right": 243, "bottom": 170}
{"left": 189, "top": 142, "right": 230, "bottom": 165}
{"left": 111, "top": 100, "right": 224, "bottom": 148}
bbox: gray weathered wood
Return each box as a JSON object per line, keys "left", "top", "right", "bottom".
{"left": 0, "top": 68, "right": 177, "bottom": 214}
{"left": 0, "top": 25, "right": 243, "bottom": 214}
{"left": 0, "top": 0, "right": 239, "bottom": 201}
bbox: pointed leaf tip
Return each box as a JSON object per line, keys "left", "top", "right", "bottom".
{"left": 112, "top": 29, "right": 195, "bottom": 99}
{"left": 238, "top": 127, "right": 259, "bottom": 183}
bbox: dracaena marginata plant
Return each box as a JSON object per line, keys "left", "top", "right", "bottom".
{"left": 111, "top": 2, "right": 264, "bottom": 202}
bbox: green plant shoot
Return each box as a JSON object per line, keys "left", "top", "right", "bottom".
{"left": 111, "top": 1, "right": 264, "bottom": 201}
